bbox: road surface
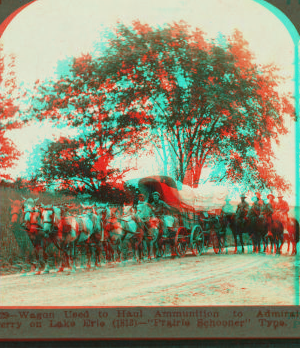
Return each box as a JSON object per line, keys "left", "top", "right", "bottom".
{"left": 0, "top": 246, "right": 298, "bottom": 306}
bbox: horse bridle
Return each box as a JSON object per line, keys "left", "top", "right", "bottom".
{"left": 23, "top": 207, "right": 34, "bottom": 221}
{"left": 42, "top": 207, "right": 54, "bottom": 224}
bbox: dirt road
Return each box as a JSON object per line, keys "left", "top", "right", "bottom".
{"left": 0, "top": 246, "right": 298, "bottom": 306}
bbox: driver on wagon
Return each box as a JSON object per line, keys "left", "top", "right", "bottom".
{"left": 149, "top": 191, "right": 173, "bottom": 234}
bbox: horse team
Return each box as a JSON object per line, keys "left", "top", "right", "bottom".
{"left": 7, "top": 191, "right": 300, "bottom": 275}
{"left": 8, "top": 196, "right": 161, "bottom": 274}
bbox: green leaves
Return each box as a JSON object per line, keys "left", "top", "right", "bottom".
{"left": 28, "top": 21, "right": 295, "bottom": 193}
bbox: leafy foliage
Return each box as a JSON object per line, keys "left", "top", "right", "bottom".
{"left": 0, "top": 45, "right": 21, "bottom": 179}
{"left": 39, "top": 137, "right": 128, "bottom": 198}
{"left": 93, "top": 21, "right": 294, "bottom": 191}
{"left": 29, "top": 51, "right": 152, "bottom": 195}
{"left": 29, "top": 21, "right": 295, "bottom": 192}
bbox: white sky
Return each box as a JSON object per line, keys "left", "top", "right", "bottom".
{"left": 0, "top": 0, "right": 297, "bottom": 202}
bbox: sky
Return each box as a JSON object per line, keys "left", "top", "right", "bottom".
{"left": 0, "top": 0, "right": 297, "bottom": 202}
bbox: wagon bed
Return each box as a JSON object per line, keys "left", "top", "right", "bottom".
{"left": 138, "top": 176, "right": 225, "bottom": 257}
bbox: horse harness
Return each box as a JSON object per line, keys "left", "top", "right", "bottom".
{"left": 42, "top": 207, "right": 55, "bottom": 224}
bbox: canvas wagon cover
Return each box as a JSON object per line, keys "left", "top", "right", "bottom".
{"left": 138, "top": 176, "right": 228, "bottom": 212}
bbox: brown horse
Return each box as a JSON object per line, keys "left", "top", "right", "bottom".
{"left": 9, "top": 199, "right": 32, "bottom": 267}
{"left": 78, "top": 204, "right": 104, "bottom": 269}
{"left": 135, "top": 202, "right": 160, "bottom": 260}
{"left": 40, "top": 205, "right": 84, "bottom": 273}
{"left": 281, "top": 217, "right": 300, "bottom": 255}
{"left": 104, "top": 204, "right": 145, "bottom": 263}
{"left": 9, "top": 198, "right": 48, "bottom": 274}
{"left": 16, "top": 201, "right": 53, "bottom": 274}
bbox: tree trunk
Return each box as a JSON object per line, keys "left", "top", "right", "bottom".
{"left": 182, "top": 160, "right": 202, "bottom": 188}
{"left": 192, "top": 163, "right": 202, "bottom": 188}
{"left": 158, "top": 130, "right": 169, "bottom": 176}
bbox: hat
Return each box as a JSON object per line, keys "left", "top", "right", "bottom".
{"left": 152, "top": 191, "right": 160, "bottom": 197}
{"left": 267, "top": 194, "right": 275, "bottom": 199}
{"left": 240, "top": 194, "right": 246, "bottom": 198}
{"left": 138, "top": 193, "right": 145, "bottom": 198}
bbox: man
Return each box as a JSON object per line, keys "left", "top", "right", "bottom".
{"left": 149, "top": 192, "right": 173, "bottom": 234}
{"left": 137, "top": 193, "right": 148, "bottom": 205}
{"left": 266, "top": 194, "right": 276, "bottom": 211}
{"left": 221, "top": 197, "right": 234, "bottom": 215}
{"left": 262, "top": 194, "right": 276, "bottom": 228}
{"left": 247, "top": 192, "right": 262, "bottom": 221}
{"left": 276, "top": 195, "right": 289, "bottom": 233}
{"left": 236, "top": 194, "right": 249, "bottom": 225}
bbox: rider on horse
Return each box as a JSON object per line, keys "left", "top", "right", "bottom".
{"left": 236, "top": 194, "right": 249, "bottom": 226}
{"left": 261, "top": 194, "right": 276, "bottom": 230}
{"left": 247, "top": 192, "right": 263, "bottom": 221}
{"left": 275, "top": 195, "right": 289, "bottom": 234}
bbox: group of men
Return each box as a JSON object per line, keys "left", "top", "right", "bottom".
{"left": 130, "top": 190, "right": 290, "bottom": 235}
{"left": 129, "top": 191, "right": 173, "bottom": 234}
{"left": 235, "top": 192, "right": 290, "bottom": 232}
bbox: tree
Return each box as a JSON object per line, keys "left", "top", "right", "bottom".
{"left": 90, "top": 21, "right": 294, "bottom": 191}
{"left": 39, "top": 136, "right": 129, "bottom": 198}
{"left": 29, "top": 21, "right": 295, "bottom": 192}
{"left": 29, "top": 53, "right": 152, "bottom": 193}
{"left": 0, "top": 44, "right": 21, "bottom": 179}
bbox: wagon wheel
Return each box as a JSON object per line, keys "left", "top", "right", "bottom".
{"left": 175, "top": 227, "right": 189, "bottom": 257}
{"left": 211, "top": 229, "right": 221, "bottom": 254}
{"left": 190, "top": 225, "right": 205, "bottom": 256}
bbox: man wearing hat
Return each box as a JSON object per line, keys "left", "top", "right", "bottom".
{"left": 149, "top": 191, "right": 173, "bottom": 234}
{"left": 136, "top": 193, "right": 154, "bottom": 219}
{"left": 267, "top": 194, "right": 276, "bottom": 210}
{"left": 150, "top": 192, "right": 171, "bottom": 215}
{"left": 236, "top": 194, "right": 249, "bottom": 226}
{"left": 137, "top": 193, "right": 147, "bottom": 205}
{"left": 276, "top": 195, "right": 289, "bottom": 233}
{"left": 261, "top": 194, "right": 276, "bottom": 227}
{"left": 247, "top": 192, "right": 262, "bottom": 219}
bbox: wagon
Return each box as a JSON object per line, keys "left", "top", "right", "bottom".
{"left": 138, "top": 176, "right": 225, "bottom": 257}
{"left": 196, "top": 209, "right": 226, "bottom": 254}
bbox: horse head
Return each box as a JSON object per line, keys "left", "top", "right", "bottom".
{"left": 81, "top": 202, "right": 94, "bottom": 215}
{"left": 9, "top": 199, "right": 23, "bottom": 224}
{"left": 40, "top": 204, "right": 55, "bottom": 232}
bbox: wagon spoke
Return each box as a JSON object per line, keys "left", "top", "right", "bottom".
{"left": 190, "top": 225, "right": 204, "bottom": 256}
{"left": 175, "top": 227, "right": 188, "bottom": 257}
